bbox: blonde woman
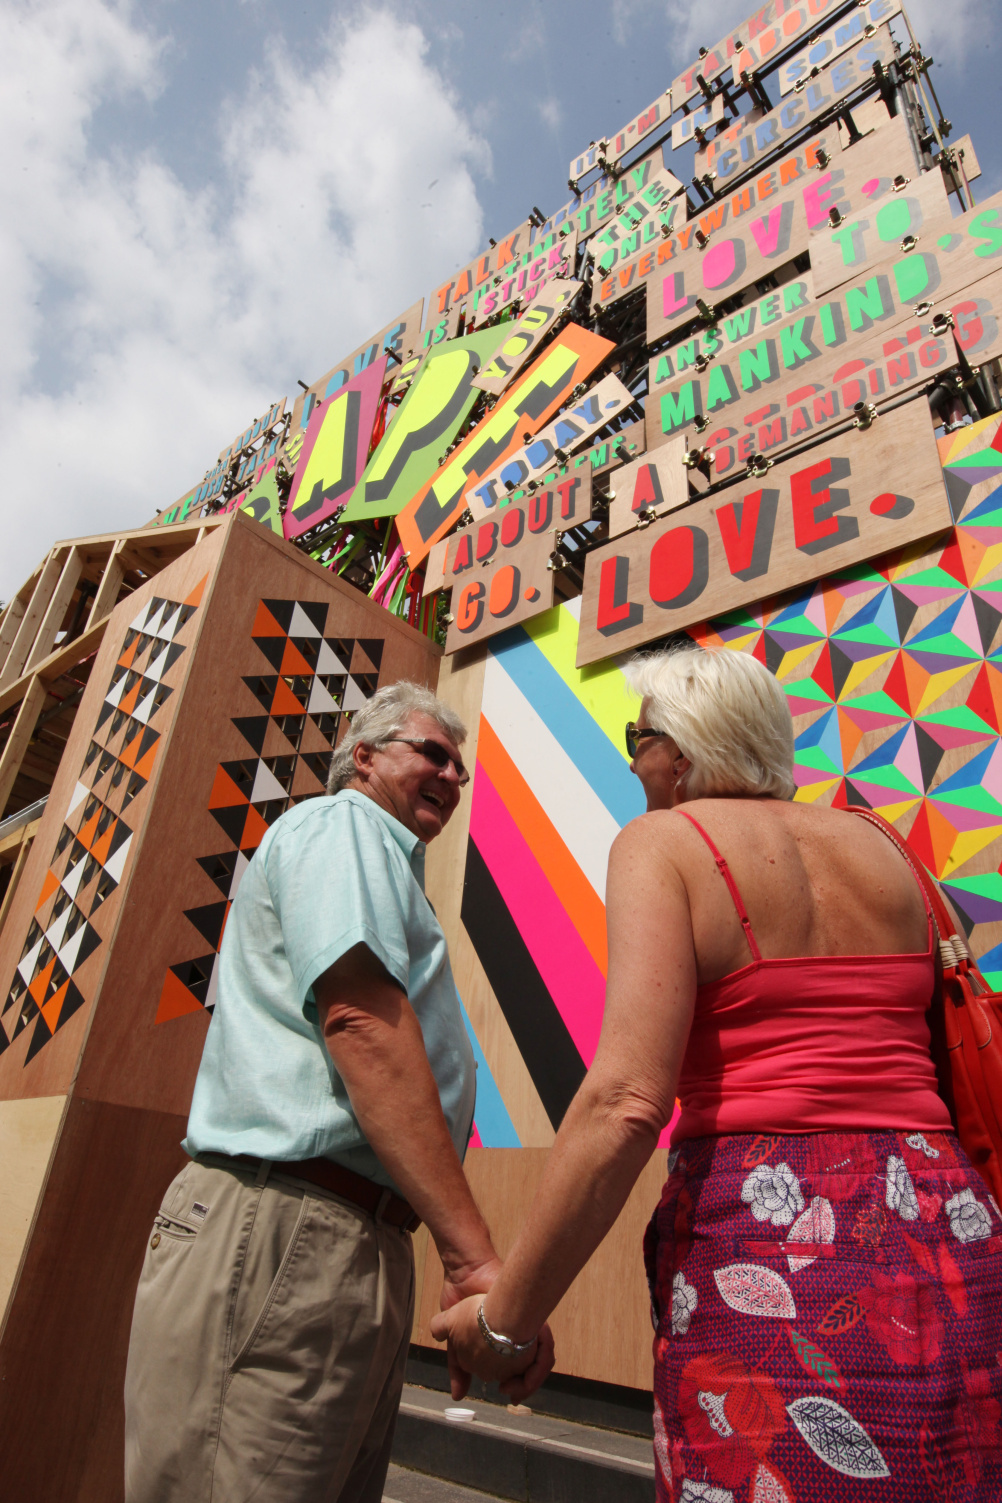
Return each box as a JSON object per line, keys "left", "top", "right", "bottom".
{"left": 434, "top": 646, "right": 1002, "bottom": 1501}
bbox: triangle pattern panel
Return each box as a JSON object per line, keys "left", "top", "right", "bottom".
{"left": 692, "top": 414, "right": 1002, "bottom": 986}
{"left": 1, "top": 584, "right": 203, "bottom": 1062}
{"left": 156, "top": 598, "right": 386, "bottom": 1024}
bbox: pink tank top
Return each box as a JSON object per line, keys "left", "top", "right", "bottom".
{"left": 673, "top": 810, "right": 951, "bottom": 1140}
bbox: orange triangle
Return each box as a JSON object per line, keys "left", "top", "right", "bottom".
{"left": 208, "top": 765, "right": 249, "bottom": 810}
{"left": 240, "top": 805, "right": 271, "bottom": 851}
{"left": 270, "top": 678, "right": 305, "bottom": 716}
{"left": 155, "top": 969, "right": 205, "bottom": 1024}
{"left": 92, "top": 821, "right": 116, "bottom": 865}
{"left": 40, "top": 980, "right": 70, "bottom": 1031}
{"left": 279, "top": 639, "right": 314, "bottom": 676}
{"left": 118, "top": 681, "right": 142, "bottom": 716}
{"left": 35, "top": 869, "right": 60, "bottom": 912}
{"left": 28, "top": 958, "right": 56, "bottom": 1005}
{"left": 252, "top": 601, "right": 286, "bottom": 637}
{"left": 184, "top": 574, "right": 208, "bottom": 609}
{"left": 119, "top": 731, "right": 141, "bottom": 769}
{"left": 836, "top": 708, "right": 865, "bottom": 767}
{"left": 134, "top": 742, "right": 159, "bottom": 780}
{"left": 822, "top": 584, "right": 845, "bottom": 635}
{"left": 118, "top": 636, "right": 139, "bottom": 671}
{"left": 76, "top": 812, "right": 100, "bottom": 852}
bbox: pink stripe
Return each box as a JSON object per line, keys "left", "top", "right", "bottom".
{"left": 471, "top": 765, "right": 606, "bottom": 1065}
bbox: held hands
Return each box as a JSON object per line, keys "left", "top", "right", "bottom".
{"left": 430, "top": 1295, "right": 555, "bottom": 1403}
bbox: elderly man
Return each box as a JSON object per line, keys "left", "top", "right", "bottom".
{"left": 124, "top": 681, "right": 548, "bottom": 1503}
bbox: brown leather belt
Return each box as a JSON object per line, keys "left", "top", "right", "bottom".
{"left": 202, "top": 1153, "right": 421, "bottom": 1232}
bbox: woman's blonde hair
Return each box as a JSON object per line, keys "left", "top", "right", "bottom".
{"left": 624, "top": 646, "right": 795, "bottom": 801}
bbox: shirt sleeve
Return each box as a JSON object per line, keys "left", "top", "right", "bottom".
{"left": 262, "top": 801, "right": 412, "bottom": 1020}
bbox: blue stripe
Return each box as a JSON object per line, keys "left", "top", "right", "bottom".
{"left": 489, "top": 626, "right": 644, "bottom": 829}
{"left": 459, "top": 995, "right": 521, "bottom": 1148}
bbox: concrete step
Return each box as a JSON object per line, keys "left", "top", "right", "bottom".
{"left": 383, "top": 1461, "right": 502, "bottom": 1503}
{"left": 390, "top": 1383, "right": 656, "bottom": 1503}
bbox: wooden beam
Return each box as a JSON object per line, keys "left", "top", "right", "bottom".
{"left": 24, "top": 548, "right": 84, "bottom": 676}
{"left": 0, "top": 832, "right": 35, "bottom": 935}
{"left": 0, "top": 676, "right": 48, "bottom": 818}
{"left": 0, "top": 816, "right": 42, "bottom": 862}
{"left": 0, "top": 596, "right": 28, "bottom": 678}
{"left": 85, "top": 540, "right": 127, "bottom": 630}
{"left": 0, "top": 616, "right": 108, "bottom": 721}
{"left": 50, "top": 516, "right": 225, "bottom": 552}
{"left": 0, "top": 552, "right": 65, "bottom": 691}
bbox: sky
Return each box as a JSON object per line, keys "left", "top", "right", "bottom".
{"left": 0, "top": 0, "right": 997, "bottom": 599}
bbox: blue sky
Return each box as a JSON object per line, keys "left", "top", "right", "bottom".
{"left": 0, "top": 0, "right": 996, "bottom": 596}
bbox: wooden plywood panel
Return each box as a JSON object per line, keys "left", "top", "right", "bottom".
{"left": 594, "top": 117, "right": 916, "bottom": 323}
{"left": 0, "top": 1093, "right": 66, "bottom": 1324}
{"left": 0, "top": 526, "right": 227, "bottom": 1102}
{"left": 73, "top": 513, "right": 441, "bottom": 1116}
{"left": 809, "top": 158, "right": 953, "bottom": 297}
{"left": 772, "top": 0, "right": 902, "bottom": 95}
{"left": 471, "top": 280, "right": 583, "bottom": 397}
{"left": 445, "top": 529, "right": 556, "bottom": 654}
{"left": 569, "top": 92, "right": 670, "bottom": 182}
{"left": 412, "top": 1148, "right": 667, "bottom": 1390}
{"left": 650, "top": 267, "right": 1002, "bottom": 473}
{"left": 290, "top": 300, "right": 424, "bottom": 433}
{"left": 607, "top": 441, "right": 688, "bottom": 538}
{"left": 0, "top": 1096, "right": 189, "bottom": 1503}
{"left": 576, "top": 399, "right": 951, "bottom": 667}
{"left": 668, "top": 0, "right": 849, "bottom": 108}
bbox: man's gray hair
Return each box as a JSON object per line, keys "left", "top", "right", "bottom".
{"left": 326, "top": 681, "right": 468, "bottom": 794}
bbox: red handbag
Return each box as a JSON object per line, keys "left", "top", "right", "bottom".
{"left": 846, "top": 806, "right": 1002, "bottom": 1207}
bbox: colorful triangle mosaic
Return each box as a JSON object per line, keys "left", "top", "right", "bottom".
{"left": 692, "top": 412, "right": 1002, "bottom": 985}
{"left": 155, "top": 599, "right": 385, "bottom": 1023}
{"left": 2, "top": 583, "right": 203, "bottom": 1062}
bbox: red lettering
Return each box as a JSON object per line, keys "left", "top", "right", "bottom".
{"left": 488, "top": 564, "right": 520, "bottom": 618}
{"left": 596, "top": 555, "right": 643, "bottom": 635}
{"left": 556, "top": 477, "right": 581, "bottom": 520}
{"left": 451, "top": 534, "right": 473, "bottom": 574}
{"left": 528, "top": 489, "right": 554, "bottom": 532}
{"left": 631, "top": 464, "right": 664, "bottom": 512}
{"left": 456, "top": 580, "right": 485, "bottom": 633}
{"left": 500, "top": 508, "right": 525, "bottom": 547}
{"left": 475, "top": 522, "right": 498, "bottom": 562}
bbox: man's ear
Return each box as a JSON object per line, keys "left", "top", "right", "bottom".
{"left": 352, "top": 741, "right": 374, "bottom": 780}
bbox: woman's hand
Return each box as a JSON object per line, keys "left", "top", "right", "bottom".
{"left": 430, "top": 1294, "right": 556, "bottom": 1402}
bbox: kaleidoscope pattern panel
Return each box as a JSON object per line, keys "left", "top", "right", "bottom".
{"left": 1, "top": 583, "right": 205, "bottom": 1063}
{"left": 692, "top": 412, "right": 1002, "bottom": 984}
{"left": 155, "top": 598, "right": 384, "bottom": 1024}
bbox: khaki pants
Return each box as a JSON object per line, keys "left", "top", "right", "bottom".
{"left": 124, "top": 1158, "right": 415, "bottom": 1503}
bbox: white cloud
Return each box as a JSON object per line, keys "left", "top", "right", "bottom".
{"left": 538, "top": 99, "right": 561, "bottom": 130}
{"left": 0, "top": 1, "right": 489, "bottom": 597}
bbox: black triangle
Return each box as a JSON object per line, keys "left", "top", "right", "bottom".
{"left": 95, "top": 699, "right": 115, "bottom": 731}
{"left": 252, "top": 635, "right": 287, "bottom": 670}
{"left": 72, "top": 924, "right": 103, "bottom": 975}
{"left": 943, "top": 467, "right": 971, "bottom": 525}
{"left": 972, "top": 593, "right": 1002, "bottom": 656}
{"left": 890, "top": 587, "right": 918, "bottom": 643}
{"left": 139, "top": 725, "right": 161, "bottom": 759}
{"left": 183, "top": 900, "right": 230, "bottom": 951}
{"left": 24, "top": 1013, "right": 53, "bottom": 1063}
{"left": 107, "top": 817, "right": 133, "bottom": 859}
{"left": 357, "top": 638, "right": 384, "bottom": 671}
{"left": 298, "top": 600, "right": 328, "bottom": 634}
{"left": 58, "top": 981, "right": 87, "bottom": 1031}
{"left": 171, "top": 956, "right": 216, "bottom": 1004}
{"left": 209, "top": 804, "right": 249, "bottom": 847}
{"left": 232, "top": 716, "right": 270, "bottom": 754}
{"left": 0, "top": 1022, "right": 7, "bottom": 1054}
{"left": 299, "top": 751, "right": 331, "bottom": 785}
{"left": 262, "top": 599, "right": 295, "bottom": 632}
{"left": 914, "top": 723, "right": 946, "bottom": 791}
{"left": 843, "top": 780, "right": 871, "bottom": 808}
{"left": 762, "top": 634, "right": 785, "bottom": 675}
{"left": 828, "top": 643, "right": 855, "bottom": 700}
{"left": 197, "top": 851, "right": 239, "bottom": 897}
{"left": 243, "top": 675, "right": 279, "bottom": 711}
{"left": 164, "top": 640, "right": 187, "bottom": 675}
{"left": 326, "top": 638, "right": 355, "bottom": 667}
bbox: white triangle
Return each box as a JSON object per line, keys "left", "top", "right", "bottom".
{"left": 145, "top": 641, "right": 170, "bottom": 682}
{"left": 132, "top": 690, "right": 156, "bottom": 725}
{"left": 104, "top": 674, "right": 127, "bottom": 709}
{"left": 308, "top": 679, "right": 339, "bottom": 714}
{"left": 158, "top": 604, "right": 181, "bottom": 640}
{"left": 289, "top": 603, "right": 322, "bottom": 639}
{"left": 144, "top": 601, "right": 167, "bottom": 635}
{"left": 61, "top": 858, "right": 87, "bottom": 899}
{"left": 250, "top": 762, "right": 287, "bottom": 804}
{"left": 229, "top": 851, "right": 250, "bottom": 898}
{"left": 64, "top": 780, "right": 90, "bottom": 822}
{"left": 18, "top": 937, "right": 44, "bottom": 985}
{"left": 342, "top": 677, "right": 369, "bottom": 712}
{"left": 45, "top": 907, "right": 72, "bottom": 952}
{"left": 58, "top": 923, "right": 87, "bottom": 976}
{"left": 103, "top": 832, "right": 132, "bottom": 886}
{"left": 316, "top": 641, "right": 349, "bottom": 674}
{"left": 129, "top": 603, "right": 149, "bottom": 631}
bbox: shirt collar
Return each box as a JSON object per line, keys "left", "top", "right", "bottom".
{"left": 334, "top": 788, "right": 426, "bottom": 878}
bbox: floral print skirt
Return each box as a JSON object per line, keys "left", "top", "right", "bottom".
{"left": 643, "top": 1130, "right": 1002, "bottom": 1502}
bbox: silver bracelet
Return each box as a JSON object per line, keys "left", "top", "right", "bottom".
{"left": 476, "top": 1301, "right": 536, "bottom": 1359}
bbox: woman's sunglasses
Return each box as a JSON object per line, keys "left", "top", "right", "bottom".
{"left": 384, "top": 738, "right": 470, "bottom": 787}
{"left": 624, "top": 722, "right": 666, "bottom": 759}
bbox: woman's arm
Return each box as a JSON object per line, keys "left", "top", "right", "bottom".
{"left": 431, "top": 813, "right": 698, "bottom": 1390}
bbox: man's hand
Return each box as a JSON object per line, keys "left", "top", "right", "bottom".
{"left": 430, "top": 1295, "right": 555, "bottom": 1403}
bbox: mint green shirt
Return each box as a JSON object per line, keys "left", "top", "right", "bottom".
{"left": 184, "top": 790, "right": 476, "bottom": 1192}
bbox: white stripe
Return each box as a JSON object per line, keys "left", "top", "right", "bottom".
{"left": 481, "top": 658, "right": 617, "bottom": 903}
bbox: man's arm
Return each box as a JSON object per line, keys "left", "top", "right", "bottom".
{"left": 313, "top": 942, "right": 498, "bottom": 1304}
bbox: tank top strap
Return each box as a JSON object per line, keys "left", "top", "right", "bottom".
{"left": 674, "top": 809, "right": 763, "bottom": 962}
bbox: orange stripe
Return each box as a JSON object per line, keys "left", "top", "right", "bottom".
{"left": 477, "top": 716, "right": 608, "bottom": 977}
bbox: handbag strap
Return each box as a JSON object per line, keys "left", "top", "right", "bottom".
{"left": 843, "top": 806, "right": 979, "bottom": 983}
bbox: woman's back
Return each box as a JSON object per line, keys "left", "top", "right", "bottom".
{"left": 654, "top": 797, "right": 948, "bottom": 1141}
{"left": 655, "top": 797, "right": 930, "bottom": 987}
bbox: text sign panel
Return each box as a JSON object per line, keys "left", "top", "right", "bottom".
{"left": 776, "top": 0, "right": 902, "bottom": 94}
{"left": 669, "top": 0, "right": 846, "bottom": 109}
{"left": 283, "top": 358, "right": 386, "bottom": 540}
{"left": 576, "top": 400, "right": 951, "bottom": 667}
{"left": 809, "top": 164, "right": 954, "bottom": 296}
{"left": 607, "top": 441, "right": 688, "bottom": 539}
{"left": 471, "top": 280, "right": 582, "bottom": 396}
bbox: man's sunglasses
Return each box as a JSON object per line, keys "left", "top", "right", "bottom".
{"left": 384, "top": 738, "right": 470, "bottom": 787}
{"left": 625, "top": 722, "right": 667, "bottom": 759}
